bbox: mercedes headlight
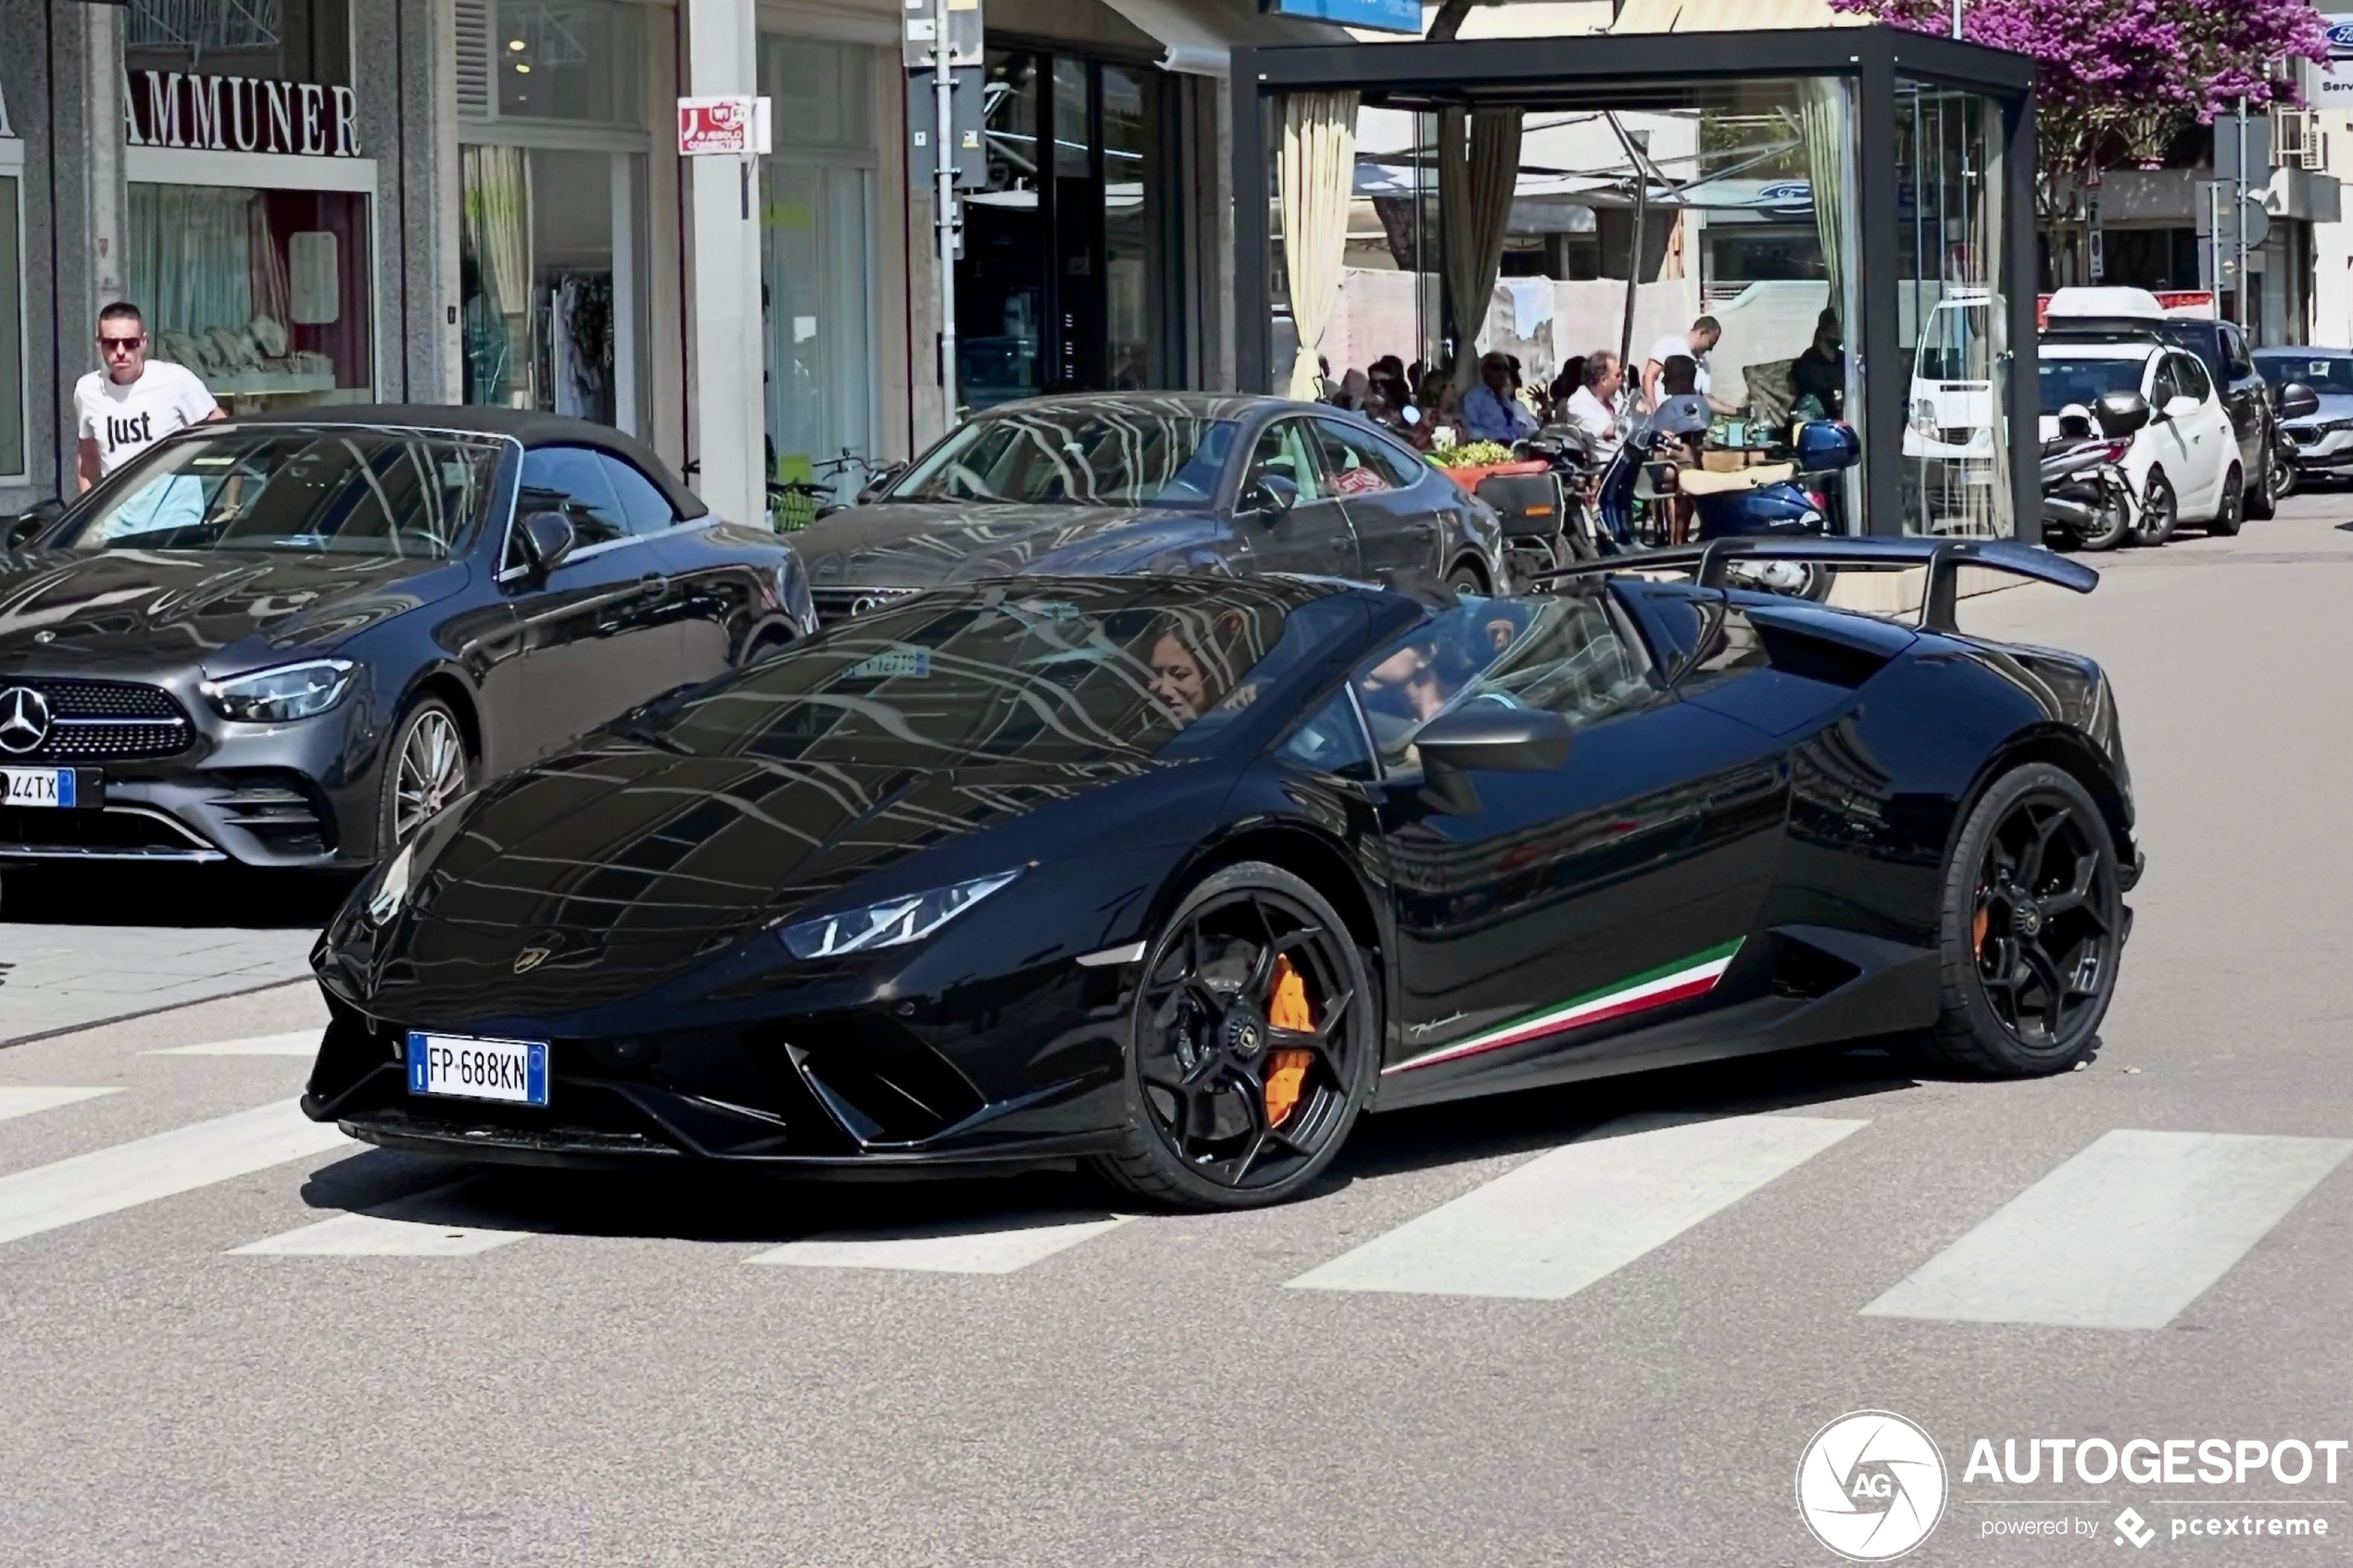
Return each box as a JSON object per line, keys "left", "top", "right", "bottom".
{"left": 778, "top": 870, "right": 1021, "bottom": 960}
{"left": 201, "top": 659, "right": 356, "bottom": 721}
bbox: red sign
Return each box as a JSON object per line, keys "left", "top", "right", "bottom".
{"left": 677, "top": 96, "right": 766, "bottom": 157}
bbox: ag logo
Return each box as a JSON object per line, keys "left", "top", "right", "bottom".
{"left": 1796, "top": 1411, "right": 1947, "bottom": 1562}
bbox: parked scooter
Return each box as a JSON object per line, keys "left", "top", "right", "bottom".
{"left": 1592, "top": 412, "right": 1862, "bottom": 599}
{"left": 2039, "top": 394, "right": 2145, "bottom": 552}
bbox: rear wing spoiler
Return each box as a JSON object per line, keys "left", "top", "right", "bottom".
{"left": 1536, "top": 536, "right": 2097, "bottom": 633}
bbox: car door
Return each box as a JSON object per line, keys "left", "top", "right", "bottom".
{"left": 2163, "top": 352, "right": 2230, "bottom": 517}
{"left": 1234, "top": 417, "right": 1363, "bottom": 579}
{"left": 1362, "top": 588, "right": 1788, "bottom": 1096}
{"left": 507, "top": 445, "right": 688, "bottom": 759}
{"left": 2145, "top": 353, "right": 2199, "bottom": 506}
{"left": 2216, "top": 324, "right": 2266, "bottom": 476}
{"left": 1311, "top": 418, "right": 1441, "bottom": 585}
{"left": 600, "top": 451, "right": 746, "bottom": 682}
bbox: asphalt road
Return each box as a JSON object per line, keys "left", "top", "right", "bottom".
{"left": 6, "top": 495, "right": 2353, "bottom": 1566}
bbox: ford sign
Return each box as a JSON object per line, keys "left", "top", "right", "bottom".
{"left": 2328, "top": 19, "right": 2353, "bottom": 53}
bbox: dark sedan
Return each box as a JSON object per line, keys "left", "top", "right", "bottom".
{"left": 308, "top": 540, "right": 2138, "bottom": 1210}
{"left": 0, "top": 407, "right": 813, "bottom": 872}
{"left": 793, "top": 393, "right": 1506, "bottom": 626}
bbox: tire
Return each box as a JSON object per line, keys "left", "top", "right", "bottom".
{"left": 2071, "top": 483, "right": 2131, "bottom": 552}
{"left": 2133, "top": 469, "right": 2177, "bottom": 546}
{"left": 2245, "top": 445, "right": 2279, "bottom": 520}
{"left": 1912, "top": 764, "right": 2123, "bottom": 1077}
{"left": 1093, "top": 862, "right": 1379, "bottom": 1210}
{"left": 2273, "top": 451, "right": 2299, "bottom": 502}
{"left": 1446, "top": 561, "right": 1490, "bottom": 597}
{"left": 376, "top": 698, "right": 472, "bottom": 859}
{"left": 2207, "top": 465, "right": 2245, "bottom": 537}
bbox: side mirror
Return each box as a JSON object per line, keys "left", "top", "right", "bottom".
{"left": 1414, "top": 703, "right": 1572, "bottom": 774}
{"left": 855, "top": 460, "right": 908, "bottom": 505}
{"left": 2280, "top": 382, "right": 2322, "bottom": 421}
{"left": 2093, "top": 391, "right": 2150, "bottom": 438}
{"left": 1242, "top": 473, "right": 1300, "bottom": 518}
{"left": 517, "top": 509, "right": 576, "bottom": 574}
{"left": 1793, "top": 420, "right": 1861, "bottom": 471}
{"left": 2164, "top": 395, "right": 2200, "bottom": 421}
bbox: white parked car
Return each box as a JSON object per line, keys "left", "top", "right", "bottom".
{"left": 2037, "top": 339, "right": 2240, "bottom": 542}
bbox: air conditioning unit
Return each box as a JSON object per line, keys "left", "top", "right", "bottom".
{"left": 2271, "top": 107, "right": 2317, "bottom": 169}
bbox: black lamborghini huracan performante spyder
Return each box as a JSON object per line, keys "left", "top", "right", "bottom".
{"left": 307, "top": 539, "right": 2140, "bottom": 1210}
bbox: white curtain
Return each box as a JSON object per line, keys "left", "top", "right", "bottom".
{"left": 1799, "top": 79, "right": 1849, "bottom": 321}
{"left": 1280, "top": 92, "right": 1358, "bottom": 401}
{"left": 461, "top": 144, "right": 535, "bottom": 406}
{"left": 1441, "top": 108, "right": 1523, "bottom": 387}
{"left": 129, "top": 185, "right": 253, "bottom": 337}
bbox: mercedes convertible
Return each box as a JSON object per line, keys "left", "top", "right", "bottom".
{"left": 306, "top": 540, "right": 2140, "bottom": 1210}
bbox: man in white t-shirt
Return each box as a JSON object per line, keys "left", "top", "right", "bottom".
{"left": 1642, "top": 315, "right": 1738, "bottom": 417}
{"left": 1562, "top": 351, "right": 1625, "bottom": 458}
{"left": 75, "top": 301, "right": 223, "bottom": 492}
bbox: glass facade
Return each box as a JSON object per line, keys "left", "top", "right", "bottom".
{"left": 459, "top": 0, "right": 649, "bottom": 430}
{"left": 125, "top": 0, "right": 351, "bottom": 88}
{"left": 0, "top": 171, "right": 21, "bottom": 479}
{"left": 129, "top": 183, "right": 373, "bottom": 408}
{"left": 759, "top": 36, "right": 880, "bottom": 505}
{"left": 959, "top": 47, "right": 1174, "bottom": 409}
{"left": 1896, "top": 82, "right": 2011, "bottom": 537}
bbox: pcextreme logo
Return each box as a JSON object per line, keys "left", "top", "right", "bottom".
{"left": 1796, "top": 1411, "right": 1950, "bottom": 1562}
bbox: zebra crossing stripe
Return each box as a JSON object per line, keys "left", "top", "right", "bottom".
{"left": 0, "top": 1086, "right": 122, "bottom": 1123}
{"left": 232, "top": 1185, "right": 531, "bottom": 1257}
{"left": 146, "top": 1032, "right": 321, "bottom": 1058}
{"left": 1861, "top": 1129, "right": 2353, "bottom": 1330}
{"left": 0, "top": 1098, "right": 353, "bottom": 1248}
{"left": 1382, "top": 940, "right": 1743, "bottom": 1075}
{"left": 1286, "top": 1111, "right": 1867, "bottom": 1300}
{"left": 746, "top": 1211, "right": 1132, "bottom": 1273}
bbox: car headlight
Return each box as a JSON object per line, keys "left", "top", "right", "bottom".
{"left": 201, "top": 659, "right": 356, "bottom": 721}
{"left": 367, "top": 838, "right": 418, "bottom": 927}
{"left": 778, "top": 870, "right": 1021, "bottom": 960}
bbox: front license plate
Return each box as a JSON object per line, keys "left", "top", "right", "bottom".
{"left": 406, "top": 1032, "right": 549, "bottom": 1106}
{"left": 1, "top": 768, "right": 76, "bottom": 809}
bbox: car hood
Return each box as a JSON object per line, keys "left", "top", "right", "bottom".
{"left": 365, "top": 743, "right": 1173, "bottom": 1017}
{"left": 794, "top": 501, "right": 1221, "bottom": 588}
{"left": 0, "top": 547, "right": 459, "bottom": 674}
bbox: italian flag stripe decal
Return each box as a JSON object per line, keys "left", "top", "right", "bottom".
{"left": 1383, "top": 938, "right": 1744, "bottom": 1076}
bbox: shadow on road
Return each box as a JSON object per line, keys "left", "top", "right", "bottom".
{"left": 0, "top": 862, "right": 358, "bottom": 928}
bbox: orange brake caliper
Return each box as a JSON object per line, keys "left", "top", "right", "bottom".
{"left": 1265, "top": 956, "right": 1315, "bottom": 1128}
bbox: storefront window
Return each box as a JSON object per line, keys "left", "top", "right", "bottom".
{"left": 759, "top": 36, "right": 879, "bottom": 506}
{"left": 1896, "top": 82, "right": 2010, "bottom": 538}
{"left": 459, "top": 144, "right": 647, "bottom": 428}
{"left": 129, "top": 182, "right": 372, "bottom": 408}
{"left": 959, "top": 47, "right": 1175, "bottom": 410}
{"left": 0, "top": 171, "right": 22, "bottom": 479}
{"left": 491, "top": 0, "right": 641, "bottom": 125}
{"left": 126, "top": 0, "right": 350, "bottom": 88}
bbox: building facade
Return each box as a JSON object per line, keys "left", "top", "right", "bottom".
{"left": 0, "top": 0, "right": 1331, "bottom": 518}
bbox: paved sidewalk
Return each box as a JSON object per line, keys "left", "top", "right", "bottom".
{"left": 0, "top": 925, "right": 316, "bottom": 1044}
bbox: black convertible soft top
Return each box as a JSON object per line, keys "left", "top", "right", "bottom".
{"left": 218, "top": 404, "right": 709, "bottom": 521}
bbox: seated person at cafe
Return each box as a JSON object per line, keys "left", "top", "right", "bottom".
{"left": 1790, "top": 309, "right": 1845, "bottom": 420}
{"left": 1461, "top": 351, "right": 1539, "bottom": 444}
{"left": 1563, "top": 352, "right": 1625, "bottom": 458}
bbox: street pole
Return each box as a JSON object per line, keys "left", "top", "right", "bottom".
{"left": 1950, "top": 0, "right": 1961, "bottom": 40}
{"left": 934, "top": 0, "right": 959, "bottom": 423}
{"left": 2234, "top": 97, "right": 2250, "bottom": 332}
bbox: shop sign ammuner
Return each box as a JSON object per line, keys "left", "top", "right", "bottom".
{"left": 123, "top": 70, "right": 360, "bottom": 158}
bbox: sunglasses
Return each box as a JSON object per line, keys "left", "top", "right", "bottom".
{"left": 98, "top": 335, "right": 145, "bottom": 352}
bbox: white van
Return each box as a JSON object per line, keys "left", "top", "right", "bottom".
{"left": 1905, "top": 289, "right": 1994, "bottom": 462}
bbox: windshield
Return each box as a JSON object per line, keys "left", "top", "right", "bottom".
{"left": 653, "top": 577, "right": 1361, "bottom": 768}
{"left": 2259, "top": 355, "right": 2353, "bottom": 395}
{"left": 2037, "top": 357, "right": 2146, "bottom": 409}
{"left": 57, "top": 429, "right": 505, "bottom": 558}
{"left": 890, "top": 408, "right": 1239, "bottom": 507}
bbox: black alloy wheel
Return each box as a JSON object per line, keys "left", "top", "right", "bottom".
{"left": 2134, "top": 470, "right": 2178, "bottom": 546}
{"left": 1918, "top": 764, "right": 2121, "bottom": 1076}
{"left": 1098, "top": 862, "right": 1377, "bottom": 1210}
{"left": 2245, "top": 445, "right": 2279, "bottom": 519}
{"left": 2208, "top": 465, "right": 2245, "bottom": 537}
{"left": 1446, "top": 562, "right": 1490, "bottom": 597}
{"left": 379, "top": 698, "right": 471, "bottom": 855}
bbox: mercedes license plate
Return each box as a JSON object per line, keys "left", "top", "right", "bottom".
{"left": 406, "top": 1032, "right": 549, "bottom": 1106}
{"left": 1, "top": 768, "right": 76, "bottom": 809}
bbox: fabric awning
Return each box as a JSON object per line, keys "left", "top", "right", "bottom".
{"left": 1098, "top": 0, "right": 1350, "bottom": 76}
{"left": 1610, "top": 0, "right": 1864, "bottom": 32}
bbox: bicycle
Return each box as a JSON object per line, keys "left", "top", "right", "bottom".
{"left": 769, "top": 450, "right": 883, "bottom": 533}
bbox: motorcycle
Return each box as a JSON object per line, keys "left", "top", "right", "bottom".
{"left": 2038, "top": 395, "right": 2144, "bottom": 552}
{"left": 1590, "top": 413, "right": 1862, "bottom": 599}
